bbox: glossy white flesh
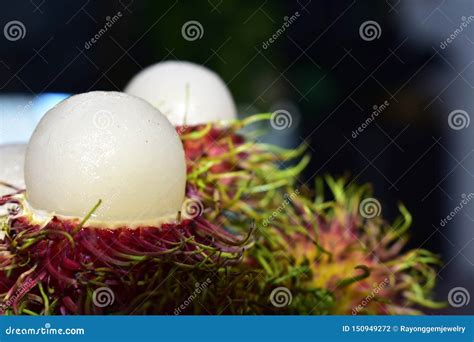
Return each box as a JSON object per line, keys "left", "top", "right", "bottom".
{"left": 25, "top": 91, "right": 186, "bottom": 226}
{"left": 125, "top": 61, "right": 237, "bottom": 126}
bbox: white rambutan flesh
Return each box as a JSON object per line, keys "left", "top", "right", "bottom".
{"left": 24, "top": 91, "right": 186, "bottom": 227}
{"left": 125, "top": 60, "right": 237, "bottom": 126}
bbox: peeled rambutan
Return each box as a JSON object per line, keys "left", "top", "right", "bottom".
{"left": 125, "top": 60, "right": 237, "bottom": 127}
{"left": 0, "top": 91, "right": 253, "bottom": 315}
{"left": 0, "top": 69, "right": 442, "bottom": 315}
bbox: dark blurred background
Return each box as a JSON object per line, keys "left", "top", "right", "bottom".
{"left": 0, "top": 0, "right": 473, "bottom": 313}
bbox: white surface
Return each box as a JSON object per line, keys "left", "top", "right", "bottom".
{"left": 25, "top": 91, "right": 186, "bottom": 226}
{"left": 0, "top": 144, "right": 26, "bottom": 196}
{"left": 125, "top": 61, "right": 237, "bottom": 126}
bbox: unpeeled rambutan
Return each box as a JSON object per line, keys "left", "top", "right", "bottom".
{"left": 176, "top": 115, "right": 443, "bottom": 315}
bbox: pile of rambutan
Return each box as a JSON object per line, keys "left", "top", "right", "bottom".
{"left": 178, "top": 113, "right": 442, "bottom": 315}
{"left": 0, "top": 61, "right": 441, "bottom": 315}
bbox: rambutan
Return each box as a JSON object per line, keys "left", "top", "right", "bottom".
{"left": 0, "top": 91, "right": 253, "bottom": 315}
{"left": 0, "top": 73, "right": 442, "bottom": 315}
{"left": 175, "top": 114, "right": 442, "bottom": 315}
